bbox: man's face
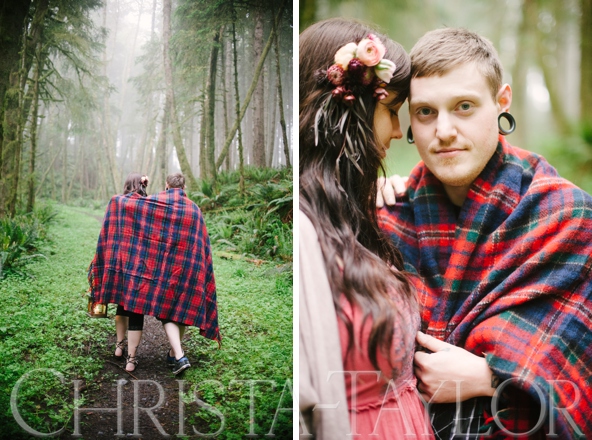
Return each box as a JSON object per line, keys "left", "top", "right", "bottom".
{"left": 408, "top": 62, "right": 508, "bottom": 205}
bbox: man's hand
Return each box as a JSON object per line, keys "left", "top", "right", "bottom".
{"left": 376, "top": 174, "right": 409, "bottom": 208}
{"left": 414, "top": 331, "right": 496, "bottom": 403}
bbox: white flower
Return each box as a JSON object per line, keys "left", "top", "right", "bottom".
{"left": 334, "top": 42, "right": 358, "bottom": 70}
{"left": 375, "top": 59, "right": 396, "bottom": 83}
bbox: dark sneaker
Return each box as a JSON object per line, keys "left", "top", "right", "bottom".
{"left": 166, "top": 351, "right": 175, "bottom": 367}
{"left": 172, "top": 356, "right": 191, "bottom": 375}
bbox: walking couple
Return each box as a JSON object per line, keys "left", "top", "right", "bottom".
{"left": 89, "top": 173, "right": 221, "bottom": 376}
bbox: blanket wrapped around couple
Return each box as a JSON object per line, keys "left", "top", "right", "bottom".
{"left": 379, "top": 137, "right": 592, "bottom": 438}
{"left": 89, "top": 188, "right": 221, "bottom": 345}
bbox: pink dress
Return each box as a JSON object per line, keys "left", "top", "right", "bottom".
{"left": 338, "top": 295, "right": 434, "bottom": 439}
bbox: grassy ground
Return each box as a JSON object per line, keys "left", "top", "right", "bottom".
{"left": 0, "top": 204, "right": 292, "bottom": 439}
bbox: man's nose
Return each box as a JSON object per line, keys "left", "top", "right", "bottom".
{"left": 436, "top": 114, "right": 457, "bottom": 142}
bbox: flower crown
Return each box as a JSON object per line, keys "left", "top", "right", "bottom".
{"left": 323, "top": 34, "right": 397, "bottom": 103}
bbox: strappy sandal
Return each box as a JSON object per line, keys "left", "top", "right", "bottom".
{"left": 114, "top": 339, "right": 126, "bottom": 360}
{"left": 125, "top": 354, "right": 139, "bottom": 372}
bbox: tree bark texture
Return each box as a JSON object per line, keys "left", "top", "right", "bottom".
{"left": 274, "top": 27, "right": 290, "bottom": 167}
{"left": 163, "top": 0, "right": 198, "bottom": 190}
{"left": 215, "top": 4, "right": 284, "bottom": 171}
{"left": 0, "top": 0, "right": 32, "bottom": 166}
{"left": 206, "top": 27, "right": 222, "bottom": 180}
{"left": 27, "top": 41, "right": 42, "bottom": 212}
{"left": 251, "top": 6, "right": 266, "bottom": 167}
{"left": 231, "top": 2, "right": 245, "bottom": 192}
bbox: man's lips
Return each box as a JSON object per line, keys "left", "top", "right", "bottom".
{"left": 433, "top": 148, "right": 465, "bottom": 157}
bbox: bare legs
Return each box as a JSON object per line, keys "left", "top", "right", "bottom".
{"left": 163, "top": 322, "right": 187, "bottom": 359}
{"left": 114, "top": 315, "right": 128, "bottom": 357}
{"left": 126, "top": 330, "right": 143, "bottom": 371}
{"left": 115, "top": 310, "right": 144, "bottom": 372}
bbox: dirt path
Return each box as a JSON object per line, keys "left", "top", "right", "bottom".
{"left": 67, "top": 316, "right": 198, "bottom": 438}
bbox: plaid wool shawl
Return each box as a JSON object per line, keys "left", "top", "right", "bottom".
{"left": 89, "top": 188, "right": 221, "bottom": 344}
{"left": 379, "top": 137, "right": 592, "bottom": 438}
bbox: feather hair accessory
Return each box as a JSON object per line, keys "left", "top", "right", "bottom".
{"left": 312, "top": 35, "right": 397, "bottom": 174}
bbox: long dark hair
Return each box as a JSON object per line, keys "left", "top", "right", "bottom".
{"left": 300, "top": 18, "right": 416, "bottom": 369}
{"left": 123, "top": 172, "right": 148, "bottom": 197}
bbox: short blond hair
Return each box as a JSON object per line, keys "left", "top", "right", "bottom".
{"left": 410, "top": 28, "right": 503, "bottom": 100}
{"left": 166, "top": 173, "right": 185, "bottom": 189}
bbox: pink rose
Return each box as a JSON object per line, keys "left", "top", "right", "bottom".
{"left": 356, "top": 37, "right": 386, "bottom": 67}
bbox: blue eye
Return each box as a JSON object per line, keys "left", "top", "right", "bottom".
{"left": 419, "top": 108, "right": 431, "bottom": 116}
{"left": 459, "top": 103, "right": 471, "bottom": 111}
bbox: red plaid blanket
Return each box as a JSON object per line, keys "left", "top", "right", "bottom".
{"left": 379, "top": 137, "right": 592, "bottom": 438}
{"left": 89, "top": 188, "right": 221, "bottom": 344}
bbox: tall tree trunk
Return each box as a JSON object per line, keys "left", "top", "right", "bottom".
{"left": 151, "top": 0, "right": 157, "bottom": 35}
{"left": 230, "top": 2, "right": 245, "bottom": 192}
{"left": 267, "top": 85, "right": 277, "bottom": 168}
{"left": 510, "top": 0, "right": 535, "bottom": 149}
{"left": 154, "top": 110, "right": 169, "bottom": 191}
{"left": 2, "top": 25, "right": 28, "bottom": 216}
{"left": 36, "top": 140, "right": 63, "bottom": 197}
{"left": 274, "top": 27, "right": 290, "bottom": 167}
{"left": 26, "top": 41, "right": 42, "bottom": 213}
{"left": 251, "top": 6, "right": 266, "bottom": 167}
{"left": 205, "top": 27, "right": 222, "bottom": 181}
{"left": 162, "top": 0, "right": 198, "bottom": 190}
{"left": 0, "top": 0, "right": 32, "bottom": 181}
{"left": 61, "top": 126, "right": 67, "bottom": 203}
{"left": 581, "top": 0, "right": 592, "bottom": 137}
{"left": 221, "top": 35, "right": 231, "bottom": 171}
{"left": 1, "top": 0, "right": 50, "bottom": 215}
{"left": 101, "top": 0, "right": 119, "bottom": 194}
{"left": 534, "top": 1, "right": 571, "bottom": 136}
{"left": 199, "top": 80, "right": 207, "bottom": 179}
{"left": 215, "top": 4, "right": 284, "bottom": 171}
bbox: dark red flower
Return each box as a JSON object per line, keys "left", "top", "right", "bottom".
{"left": 327, "top": 64, "right": 345, "bottom": 86}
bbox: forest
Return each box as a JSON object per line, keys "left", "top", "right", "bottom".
{"left": 301, "top": 0, "right": 592, "bottom": 192}
{"left": 0, "top": 0, "right": 293, "bottom": 216}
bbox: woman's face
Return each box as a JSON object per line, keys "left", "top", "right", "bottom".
{"left": 373, "top": 92, "right": 403, "bottom": 158}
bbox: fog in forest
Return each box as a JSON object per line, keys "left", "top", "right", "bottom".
{"left": 0, "top": 0, "right": 293, "bottom": 214}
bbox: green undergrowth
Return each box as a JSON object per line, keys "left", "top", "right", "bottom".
{"left": 190, "top": 167, "right": 293, "bottom": 263}
{"left": 181, "top": 260, "right": 293, "bottom": 439}
{"left": 0, "top": 203, "right": 58, "bottom": 278}
{"left": 0, "top": 205, "right": 109, "bottom": 438}
{"left": 0, "top": 203, "right": 293, "bottom": 438}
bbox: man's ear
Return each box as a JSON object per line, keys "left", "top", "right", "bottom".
{"left": 497, "top": 84, "right": 512, "bottom": 112}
